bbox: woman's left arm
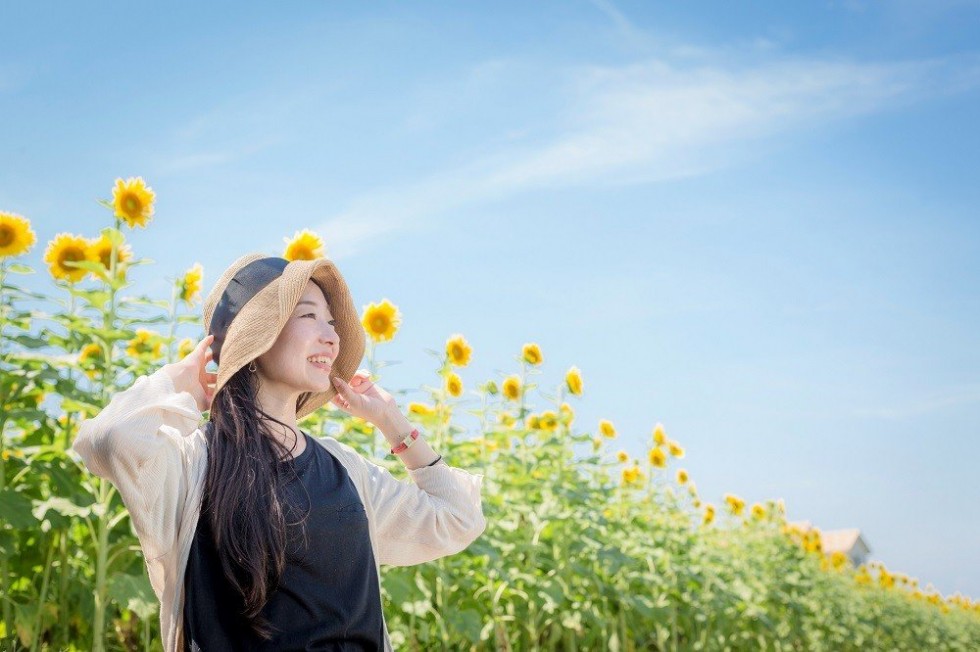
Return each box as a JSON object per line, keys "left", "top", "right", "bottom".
{"left": 326, "top": 430, "right": 487, "bottom": 567}
{"left": 331, "top": 371, "right": 488, "bottom": 566}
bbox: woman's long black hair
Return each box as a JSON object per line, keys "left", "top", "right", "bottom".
{"left": 202, "top": 364, "right": 315, "bottom": 640}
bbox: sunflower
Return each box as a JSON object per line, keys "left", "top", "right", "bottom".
{"left": 599, "top": 419, "right": 616, "bottom": 438}
{"left": 676, "top": 468, "right": 689, "bottom": 484}
{"left": 808, "top": 532, "right": 823, "bottom": 554}
{"left": 621, "top": 465, "right": 644, "bottom": 487}
{"left": 445, "top": 334, "right": 472, "bottom": 367}
{"left": 830, "top": 551, "right": 849, "bottom": 571}
{"left": 408, "top": 402, "right": 435, "bottom": 416}
{"left": 0, "top": 212, "right": 37, "bottom": 258}
{"left": 179, "top": 262, "right": 204, "bottom": 305}
{"left": 445, "top": 371, "right": 463, "bottom": 397}
{"left": 501, "top": 375, "right": 521, "bottom": 401}
{"left": 525, "top": 413, "right": 541, "bottom": 430}
{"left": 702, "top": 504, "right": 716, "bottom": 526}
{"left": 616, "top": 450, "right": 629, "bottom": 463}
{"left": 498, "top": 412, "right": 516, "bottom": 427}
{"left": 667, "top": 440, "right": 685, "bottom": 458}
{"left": 44, "top": 233, "right": 96, "bottom": 283}
{"left": 361, "top": 299, "right": 401, "bottom": 343}
{"left": 538, "top": 410, "right": 558, "bottom": 431}
{"left": 177, "top": 337, "right": 195, "bottom": 360}
{"left": 480, "top": 439, "right": 499, "bottom": 453}
{"left": 751, "top": 503, "right": 766, "bottom": 520}
{"left": 522, "top": 342, "right": 543, "bottom": 366}
{"left": 126, "top": 328, "right": 163, "bottom": 359}
{"left": 565, "top": 366, "right": 583, "bottom": 395}
{"left": 854, "top": 567, "right": 872, "bottom": 586}
{"left": 559, "top": 401, "right": 574, "bottom": 425}
{"left": 78, "top": 342, "right": 105, "bottom": 379}
{"left": 652, "top": 423, "right": 666, "bottom": 446}
{"left": 112, "top": 177, "right": 155, "bottom": 228}
{"left": 283, "top": 229, "right": 325, "bottom": 261}
{"left": 724, "top": 493, "right": 745, "bottom": 516}
{"left": 648, "top": 447, "right": 667, "bottom": 468}
{"left": 87, "top": 232, "right": 133, "bottom": 276}
{"left": 879, "top": 570, "right": 895, "bottom": 589}
{"left": 592, "top": 436, "right": 603, "bottom": 451}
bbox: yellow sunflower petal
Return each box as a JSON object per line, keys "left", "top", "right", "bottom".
{"left": 361, "top": 299, "right": 401, "bottom": 343}
{"left": 283, "top": 228, "right": 325, "bottom": 261}
{"left": 112, "top": 177, "right": 156, "bottom": 228}
{"left": 565, "top": 365, "right": 583, "bottom": 395}
{"left": 0, "top": 212, "right": 37, "bottom": 258}
{"left": 445, "top": 333, "right": 472, "bottom": 367}
{"left": 44, "top": 233, "right": 96, "bottom": 283}
{"left": 522, "top": 342, "right": 543, "bottom": 366}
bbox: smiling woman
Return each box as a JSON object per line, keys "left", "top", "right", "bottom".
{"left": 70, "top": 252, "right": 487, "bottom": 652}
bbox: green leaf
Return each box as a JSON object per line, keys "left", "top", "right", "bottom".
{"left": 0, "top": 489, "right": 37, "bottom": 529}
{"left": 5, "top": 263, "right": 34, "bottom": 274}
{"left": 99, "top": 226, "right": 125, "bottom": 246}
{"left": 8, "top": 333, "right": 49, "bottom": 349}
{"left": 108, "top": 572, "right": 158, "bottom": 620}
{"left": 445, "top": 608, "right": 483, "bottom": 644}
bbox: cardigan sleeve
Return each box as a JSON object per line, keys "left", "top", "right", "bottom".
{"left": 70, "top": 366, "right": 204, "bottom": 563}
{"left": 325, "top": 437, "right": 487, "bottom": 567}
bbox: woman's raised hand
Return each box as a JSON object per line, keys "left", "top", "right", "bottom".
{"left": 162, "top": 334, "right": 217, "bottom": 413}
{"left": 330, "top": 370, "right": 397, "bottom": 426}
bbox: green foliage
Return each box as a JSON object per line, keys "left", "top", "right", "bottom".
{"left": 1, "top": 215, "right": 978, "bottom": 651}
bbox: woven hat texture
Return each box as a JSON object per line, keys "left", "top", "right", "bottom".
{"left": 201, "top": 252, "right": 365, "bottom": 419}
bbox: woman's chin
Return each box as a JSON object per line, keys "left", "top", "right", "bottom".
{"left": 306, "top": 367, "right": 334, "bottom": 391}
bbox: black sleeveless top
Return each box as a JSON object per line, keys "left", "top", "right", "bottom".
{"left": 182, "top": 429, "right": 385, "bottom": 651}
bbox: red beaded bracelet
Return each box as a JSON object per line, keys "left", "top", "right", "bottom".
{"left": 389, "top": 428, "right": 419, "bottom": 454}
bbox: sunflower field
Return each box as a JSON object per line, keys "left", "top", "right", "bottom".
{"left": 1, "top": 181, "right": 979, "bottom": 651}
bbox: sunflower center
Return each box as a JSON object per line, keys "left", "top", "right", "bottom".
{"left": 372, "top": 316, "right": 389, "bottom": 331}
{"left": 124, "top": 195, "right": 141, "bottom": 213}
{"left": 59, "top": 247, "right": 85, "bottom": 265}
{"left": 0, "top": 225, "right": 13, "bottom": 247}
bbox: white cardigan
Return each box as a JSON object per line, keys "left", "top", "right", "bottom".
{"left": 70, "top": 366, "right": 487, "bottom": 652}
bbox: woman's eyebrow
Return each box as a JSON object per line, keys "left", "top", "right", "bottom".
{"left": 295, "top": 300, "right": 332, "bottom": 315}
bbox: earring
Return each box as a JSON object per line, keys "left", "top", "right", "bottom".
{"left": 248, "top": 360, "right": 257, "bottom": 373}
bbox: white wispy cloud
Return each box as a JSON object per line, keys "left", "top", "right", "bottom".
{"left": 852, "top": 383, "right": 980, "bottom": 419}
{"left": 153, "top": 87, "right": 317, "bottom": 175}
{"left": 315, "top": 49, "right": 980, "bottom": 258}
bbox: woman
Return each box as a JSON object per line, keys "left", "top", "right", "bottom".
{"left": 72, "top": 253, "right": 487, "bottom": 651}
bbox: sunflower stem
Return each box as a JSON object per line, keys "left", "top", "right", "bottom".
{"left": 167, "top": 280, "right": 178, "bottom": 364}
{"left": 91, "top": 216, "right": 121, "bottom": 652}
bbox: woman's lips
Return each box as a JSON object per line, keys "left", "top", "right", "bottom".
{"left": 308, "top": 360, "right": 332, "bottom": 372}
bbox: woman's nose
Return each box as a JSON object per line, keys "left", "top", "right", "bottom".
{"left": 319, "top": 327, "right": 338, "bottom": 346}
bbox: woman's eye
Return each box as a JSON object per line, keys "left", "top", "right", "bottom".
{"left": 303, "top": 314, "right": 336, "bottom": 325}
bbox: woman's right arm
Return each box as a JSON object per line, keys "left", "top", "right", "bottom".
{"left": 69, "top": 336, "right": 215, "bottom": 563}
{"left": 70, "top": 364, "right": 204, "bottom": 481}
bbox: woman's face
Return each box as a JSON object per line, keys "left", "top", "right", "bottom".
{"left": 255, "top": 279, "right": 340, "bottom": 396}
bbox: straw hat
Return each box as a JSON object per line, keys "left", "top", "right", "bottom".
{"left": 202, "top": 253, "right": 365, "bottom": 419}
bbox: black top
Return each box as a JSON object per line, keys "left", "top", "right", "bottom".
{"left": 183, "top": 430, "right": 385, "bottom": 651}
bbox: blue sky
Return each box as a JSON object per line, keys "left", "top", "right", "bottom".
{"left": 3, "top": 1, "right": 979, "bottom": 599}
